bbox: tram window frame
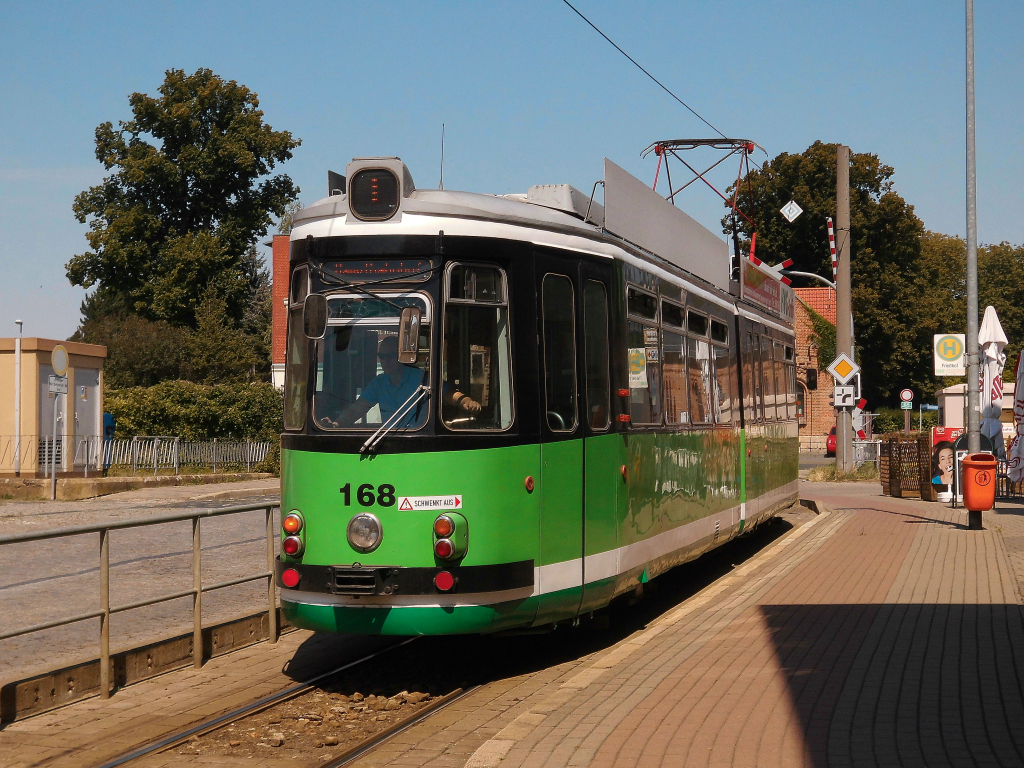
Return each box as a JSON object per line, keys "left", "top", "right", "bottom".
{"left": 759, "top": 335, "right": 777, "bottom": 421}
{"left": 661, "top": 300, "right": 684, "bottom": 329}
{"left": 290, "top": 265, "right": 309, "bottom": 305}
{"left": 583, "top": 280, "right": 611, "bottom": 431}
{"left": 627, "top": 286, "right": 658, "bottom": 321}
{"left": 742, "top": 330, "right": 758, "bottom": 423}
{"left": 711, "top": 342, "right": 734, "bottom": 425}
{"left": 442, "top": 262, "right": 515, "bottom": 432}
{"left": 687, "top": 310, "right": 709, "bottom": 337}
{"left": 541, "top": 273, "right": 578, "bottom": 433}
{"left": 661, "top": 327, "right": 689, "bottom": 425}
{"left": 710, "top": 319, "right": 729, "bottom": 344}
{"left": 284, "top": 266, "right": 311, "bottom": 431}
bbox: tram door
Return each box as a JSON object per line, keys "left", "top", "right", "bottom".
{"left": 534, "top": 254, "right": 584, "bottom": 626}
{"left": 578, "top": 264, "right": 618, "bottom": 614}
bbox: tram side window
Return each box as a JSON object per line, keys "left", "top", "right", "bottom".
{"left": 628, "top": 321, "right": 662, "bottom": 424}
{"left": 443, "top": 265, "right": 513, "bottom": 430}
{"left": 785, "top": 346, "right": 797, "bottom": 420}
{"left": 542, "top": 275, "right": 577, "bottom": 432}
{"left": 284, "top": 306, "right": 308, "bottom": 430}
{"left": 662, "top": 331, "right": 688, "bottom": 425}
{"left": 687, "top": 337, "right": 712, "bottom": 424}
{"left": 773, "top": 342, "right": 788, "bottom": 421}
{"left": 712, "top": 345, "right": 734, "bottom": 424}
{"left": 583, "top": 281, "right": 610, "bottom": 430}
{"left": 760, "top": 335, "right": 777, "bottom": 420}
{"left": 742, "top": 332, "right": 758, "bottom": 422}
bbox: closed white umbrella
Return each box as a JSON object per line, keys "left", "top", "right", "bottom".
{"left": 979, "top": 305, "right": 1008, "bottom": 459}
{"left": 1008, "top": 353, "right": 1024, "bottom": 482}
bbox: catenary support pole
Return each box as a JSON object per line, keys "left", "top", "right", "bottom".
{"left": 965, "top": 0, "right": 981, "bottom": 457}
{"left": 13, "top": 321, "right": 22, "bottom": 475}
{"left": 835, "top": 145, "right": 854, "bottom": 472}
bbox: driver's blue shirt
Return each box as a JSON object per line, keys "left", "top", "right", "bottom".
{"left": 360, "top": 365, "right": 425, "bottom": 427}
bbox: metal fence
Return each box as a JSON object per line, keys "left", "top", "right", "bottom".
{"left": 105, "top": 437, "right": 272, "bottom": 475}
{"left": 0, "top": 501, "right": 280, "bottom": 699}
{"left": 997, "top": 460, "right": 1023, "bottom": 500}
{"left": 853, "top": 439, "right": 882, "bottom": 469}
{"left": 0, "top": 435, "right": 272, "bottom": 476}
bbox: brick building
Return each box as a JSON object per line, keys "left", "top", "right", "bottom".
{"left": 270, "top": 234, "right": 289, "bottom": 389}
{"left": 793, "top": 287, "right": 837, "bottom": 453}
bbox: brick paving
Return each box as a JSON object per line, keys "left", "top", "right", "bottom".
{"left": 3, "top": 481, "right": 1024, "bottom": 767}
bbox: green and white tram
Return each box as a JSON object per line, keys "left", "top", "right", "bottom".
{"left": 276, "top": 155, "right": 799, "bottom": 635}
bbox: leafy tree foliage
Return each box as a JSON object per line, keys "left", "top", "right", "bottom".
{"left": 71, "top": 313, "right": 190, "bottom": 388}
{"left": 917, "top": 232, "right": 1024, "bottom": 382}
{"left": 67, "top": 68, "right": 300, "bottom": 327}
{"left": 725, "top": 141, "right": 926, "bottom": 405}
{"left": 104, "top": 381, "right": 282, "bottom": 441}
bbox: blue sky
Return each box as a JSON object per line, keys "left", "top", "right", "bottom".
{"left": 2, "top": 0, "right": 1022, "bottom": 340}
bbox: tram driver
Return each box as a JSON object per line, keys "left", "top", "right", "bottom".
{"left": 323, "top": 336, "right": 480, "bottom": 428}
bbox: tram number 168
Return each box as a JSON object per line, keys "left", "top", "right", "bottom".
{"left": 340, "top": 483, "right": 396, "bottom": 507}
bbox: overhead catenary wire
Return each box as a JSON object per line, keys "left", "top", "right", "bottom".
{"left": 561, "top": 0, "right": 726, "bottom": 139}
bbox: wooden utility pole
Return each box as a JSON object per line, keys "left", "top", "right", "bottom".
{"left": 835, "top": 145, "right": 855, "bottom": 473}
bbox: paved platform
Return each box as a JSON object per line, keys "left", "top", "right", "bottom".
{"left": 2, "top": 482, "right": 1022, "bottom": 767}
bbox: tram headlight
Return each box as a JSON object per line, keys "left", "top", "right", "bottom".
{"left": 347, "top": 513, "right": 383, "bottom": 553}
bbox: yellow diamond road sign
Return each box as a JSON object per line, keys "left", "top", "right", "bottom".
{"left": 827, "top": 353, "right": 860, "bottom": 385}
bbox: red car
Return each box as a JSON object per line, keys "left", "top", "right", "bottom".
{"left": 826, "top": 426, "right": 836, "bottom": 457}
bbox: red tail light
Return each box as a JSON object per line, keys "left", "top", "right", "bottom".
{"left": 434, "top": 538, "right": 454, "bottom": 559}
{"left": 281, "top": 568, "right": 301, "bottom": 588}
{"left": 434, "top": 571, "right": 455, "bottom": 591}
{"left": 282, "top": 536, "right": 304, "bottom": 557}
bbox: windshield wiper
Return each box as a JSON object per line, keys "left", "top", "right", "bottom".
{"left": 360, "top": 384, "right": 431, "bottom": 454}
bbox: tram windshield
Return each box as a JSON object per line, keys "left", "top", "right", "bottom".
{"left": 312, "top": 295, "right": 431, "bottom": 431}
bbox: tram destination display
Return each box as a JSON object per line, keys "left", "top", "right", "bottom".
{"left": 323, "top": 259, "right": 431, "bottom": 282}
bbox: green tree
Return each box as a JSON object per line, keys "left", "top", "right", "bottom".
{"left": 67, "top": 68, "right": 300, "bottom": 326}
{"left": 71, "top": 313, "right": 191, "bottom": 388}
{"left": 725, "top": 141, "right": 926, "bottom": 406}
{"left": 186, "top": 290, "right": 260, "bottom": 384}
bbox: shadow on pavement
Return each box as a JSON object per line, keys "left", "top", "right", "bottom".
{"left": 763, "top": 602, "right": 1024, "bottom": 768}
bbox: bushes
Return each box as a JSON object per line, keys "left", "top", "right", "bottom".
{"left": 106, "top": 381, "right": 283, "bottom": 441}
{"left": 871, "top": 407, "right": 938, "bottom": 435}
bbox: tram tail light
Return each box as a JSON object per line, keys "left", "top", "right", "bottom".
{"left": 432, "top": 511, "right": 468, "bottom": 560}
{"left": 434, "top": 538, "right": 455, "bottom": 559}
{"left": 434, "top": 571, "right": 456, "bottom": 591}
{"left": 433, "top": 515, "right": 454, "bottom": 538}
{"left": 281, "top": 568, "right": 301, "bottom": 588}
{"left": 283, "top": 511, "right": 304, "bottom": 534}
{"left": 282, "top": 536, "right": 304, "bottom": 557}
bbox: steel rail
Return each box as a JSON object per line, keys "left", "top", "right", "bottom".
{"left": 325, "top": 685, "right": 481, "bottom": 768}
{"left": 92, "top": 637, "right": 418, "bottom": 768}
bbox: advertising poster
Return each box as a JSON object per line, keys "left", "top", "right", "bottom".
{"left": 628, "top": 348, "right": 648, "bottom": 389}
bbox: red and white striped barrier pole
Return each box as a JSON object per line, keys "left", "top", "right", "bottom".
{"left": 826, "top": 217, "right": 837, "bottom": 284}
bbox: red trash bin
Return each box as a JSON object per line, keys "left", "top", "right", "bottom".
{"left": 961, "top": 453, "right": 997, "bottom": 512}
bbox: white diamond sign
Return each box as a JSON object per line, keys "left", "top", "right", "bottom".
{"left": 780, "top": 200, "right": 803, "bottom": 223}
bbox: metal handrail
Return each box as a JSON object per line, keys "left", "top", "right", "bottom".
{"left": 0, "top": 500, "right": 281, "bottom": 699}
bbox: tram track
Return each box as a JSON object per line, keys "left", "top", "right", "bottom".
{"left": 94, "top": 637, "right": 419, "bottom": 768}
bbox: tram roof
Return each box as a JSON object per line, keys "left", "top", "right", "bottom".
{"left": 291, "top": 157, "right": 749, "bottom": 297}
